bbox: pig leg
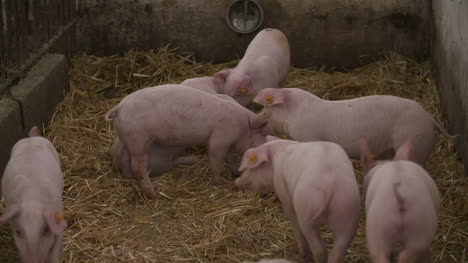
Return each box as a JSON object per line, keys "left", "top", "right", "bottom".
{"left": 393, "top": 121, "right": 434, "bottom": 167}
{"left": 48, "top": 234, "right": 63, "bottom": 263}
{"left": 131, "top": 153, "right": 157, "bottom": 198}
{"left": 120, "top": 147, "right": 133, "bottom": 178}
{"left": 300, "top": 225, "right": 327, "bottom": 263}
{"left": 207, "top": 137, "right": 231, "bottom": 183}
{"left": 126, "top": 139, "right": 158, "bottom": 199}
{"left": 328, "top": 216, "right": 359, "bottom": 263}
{"left": 419, "top": 250, "right": 432, "bottom": 263}
{"left": 398, "top": 248, "right": 431, "bottom": 263}
{"left": 327, "top": 191, "right": 360, "bottom": 263}
{"left": 275, "top": 176, "right": 312, "bottom": 262}
{"left": 293, "top": 189, "right": 328, "bottom": 263}
{"left": 398, "top": 216, "right": 436, "bottom": 263}
{"left": 173, "top": 155, "right": 199, "bottom": 166}
{"left": 226, "top": 151, "right": 240, "bottom": 178}
{"left": 366, "top": 209, "right": 397, "bottom": 263}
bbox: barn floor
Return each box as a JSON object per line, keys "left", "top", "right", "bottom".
{"left": 0, "top": 49, "right": 466, "bottom": 263}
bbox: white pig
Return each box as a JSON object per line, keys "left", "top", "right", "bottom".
{"left": 180, "top": 76, "right": 223, "bottom": 94}
{"left": 105, "top": 84, "right": 267, "bottom": 199}
{"left": 0, "top": 126, "right": 67, "bottom": 263}
{"left": 360, "top": 138, "right": 441, "bottom": 263}
{"left": 254, "top": 88, "right": 455, "bottom": 167}
{"left": 111, "top": 77, "right": 231, "bottom": 179}
{"left": 236, "top": 136, "right": 360, "bottom": 263}
{"left": 213, "top": 28, "right": 290, "bottom": 106}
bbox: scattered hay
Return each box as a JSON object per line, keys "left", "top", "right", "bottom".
{"left": 0, "top": 47, "right": 466, "bottom": 263}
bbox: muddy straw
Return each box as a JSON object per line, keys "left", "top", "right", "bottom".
{"left": 0, "top": 48, "right": 466, "bottom": 263}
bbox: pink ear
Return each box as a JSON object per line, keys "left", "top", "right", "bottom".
{"left": 239, "top": 147, "right": 269, "bottom": 172}
{"left": 44, "top": 207, "right": 67, "bottom": 235}
{"left": 253, "top": 89, "right": 286, "bottom": 106}
{"left": 0, "top": 205, "right": 20, "bottom": 224}
{"left": 359, "top": 137, "right": 376, "bottom": 173}
{"left": 213, "top": 69, "right": 232, "bottom": 92}
{"left": 394, "top": 140, "right": 412, "bottom": 161}
{"left": 266, "top": 135, "right": 281, "bottom": 142}
{"left": 231, "top": 74, "right": 253, "bottom": 96}
{"left": 28, "top": 126, "right": 40, "bottom": 137}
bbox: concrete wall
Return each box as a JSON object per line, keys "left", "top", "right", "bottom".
{"left": 78, "top": 0, "right": 430, "bottom": 68}
{"left": 432, "top": 0, "right": 468, "bottom": 176}
{"left": 0, "top": 54, "right": 69, "bottom": 174}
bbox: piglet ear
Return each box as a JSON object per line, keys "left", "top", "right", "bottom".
{"left": 231, "top": 74, "right": 253, "bottom": 96}
{"left": 253, "top": 89, "right": 286, "bottom": 106}
{"left": 28, "top": 126, "right": 40, "bottom": 137}
{"left": 239, "top": 147, "right": 269, "bottom": 172}
{"left": 0, "top": 205, "right": 20, "bottom": 224}
{"left": 44, "top": 207, "right": 67, "bottom": 235}
{"left": 266, "top": 135, "right": 281, "bottom": 142}
{"left": 394, "top": 140, "right": 412, "bottom": 161}
{"left": 359, "top": 137, "right": 376, "bottom": 174}
{"left": 213, "top": 69, "right": 232, "bottom": 92}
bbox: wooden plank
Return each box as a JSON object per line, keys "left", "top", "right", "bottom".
{"left": 23, "top": 0, "right": 30, "bottom": 58}
{"left": 47, "top": 0, "right": 52, "bottom": 38}
{"left": 59, "top": 0, "right": 63, "bottom": 26}
{"left": 45, "top": 0, "right": 49, "bottom": 42}
{"left": 4, "top": 0, "right": 11, "bottom": 75}
{"left": 52, "top": 0, "right": 58, "bottom": 36}
{"left": 64, "top": 0, "right": 68, "bottom": 22}
{"left": 40, "top": 0, "right": 46, "bottom": 46}
{"left": 31, "top": 0, "right": 39, "bottom": 52}
{"left": 12, "top": 0, "right": 19, "bottom": 69}
{"left": 0, "top": 0, "right": 5, "bottom": 79}
{"left": 17, "top": 0, "right": 25, "bottom": 66}
{"left": 0, "top": 14, "right": 80, "bottom": 93}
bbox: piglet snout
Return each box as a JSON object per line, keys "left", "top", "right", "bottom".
{"left": 235, "top": 178, "right": 246, "bottom": 192}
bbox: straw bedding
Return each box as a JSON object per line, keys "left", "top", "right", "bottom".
{"left": 0, "top": 48, "right": 466, "bottom": 263}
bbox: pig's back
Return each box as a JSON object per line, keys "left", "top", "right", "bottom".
{"left": 275, "top": 141, "right": 354, "bottom": 191}
{"left": 242, "top": 29, "right": 289, "bottom": 64}
{"left": 291, "top": 94, "right": 431, "bottom": 158}
{"left": 180, "top": 77, "right": 218, "bottom": 94}
{"left": 116, "top": 85, "right": 250, "bottom": 145}
{"left": 120, "top": 85, "right": 237, "bottom": 121}
{"left": 2, "top": 137, "right": 63, "bottom": 203}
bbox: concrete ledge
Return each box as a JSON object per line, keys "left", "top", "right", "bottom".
{"left": 0, "top": 53, "right": 69, "bottom": 176}
{"left": 0, "top": 99, "right": 24, "bottom": 174}
{"left": 10, "top": 54, "right": 70, "bottom": 133}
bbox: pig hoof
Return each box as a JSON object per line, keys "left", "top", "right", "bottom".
{"left": 145, "top": 190, "right": 158, "bottom": 200}
{"left": 140, "top": 184, "right": 158, "bottom": 199}
{"left": 212, "top": 176, "right": 225, "bottom": 185}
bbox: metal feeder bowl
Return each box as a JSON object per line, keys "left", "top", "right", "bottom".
{"left": 226, "top": 0, "right": 264, "bottom": 34}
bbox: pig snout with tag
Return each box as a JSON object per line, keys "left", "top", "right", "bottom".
{"left": 0, "top": 126, "right": 67, "bottom": 263}
{"left": 105, "top": 84, "right": 266, "bottom": 199}
{"left": 236, "top": 136, "right": 360, "bottom": 263}
{"left": 254, "top": 88, "right": 455, "bottom": 167}
{"left": 213, "top": 28, "right": 290, "bottom": 107}
{"left": 360, "top": 138, "right": 441, "bottom": 263}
